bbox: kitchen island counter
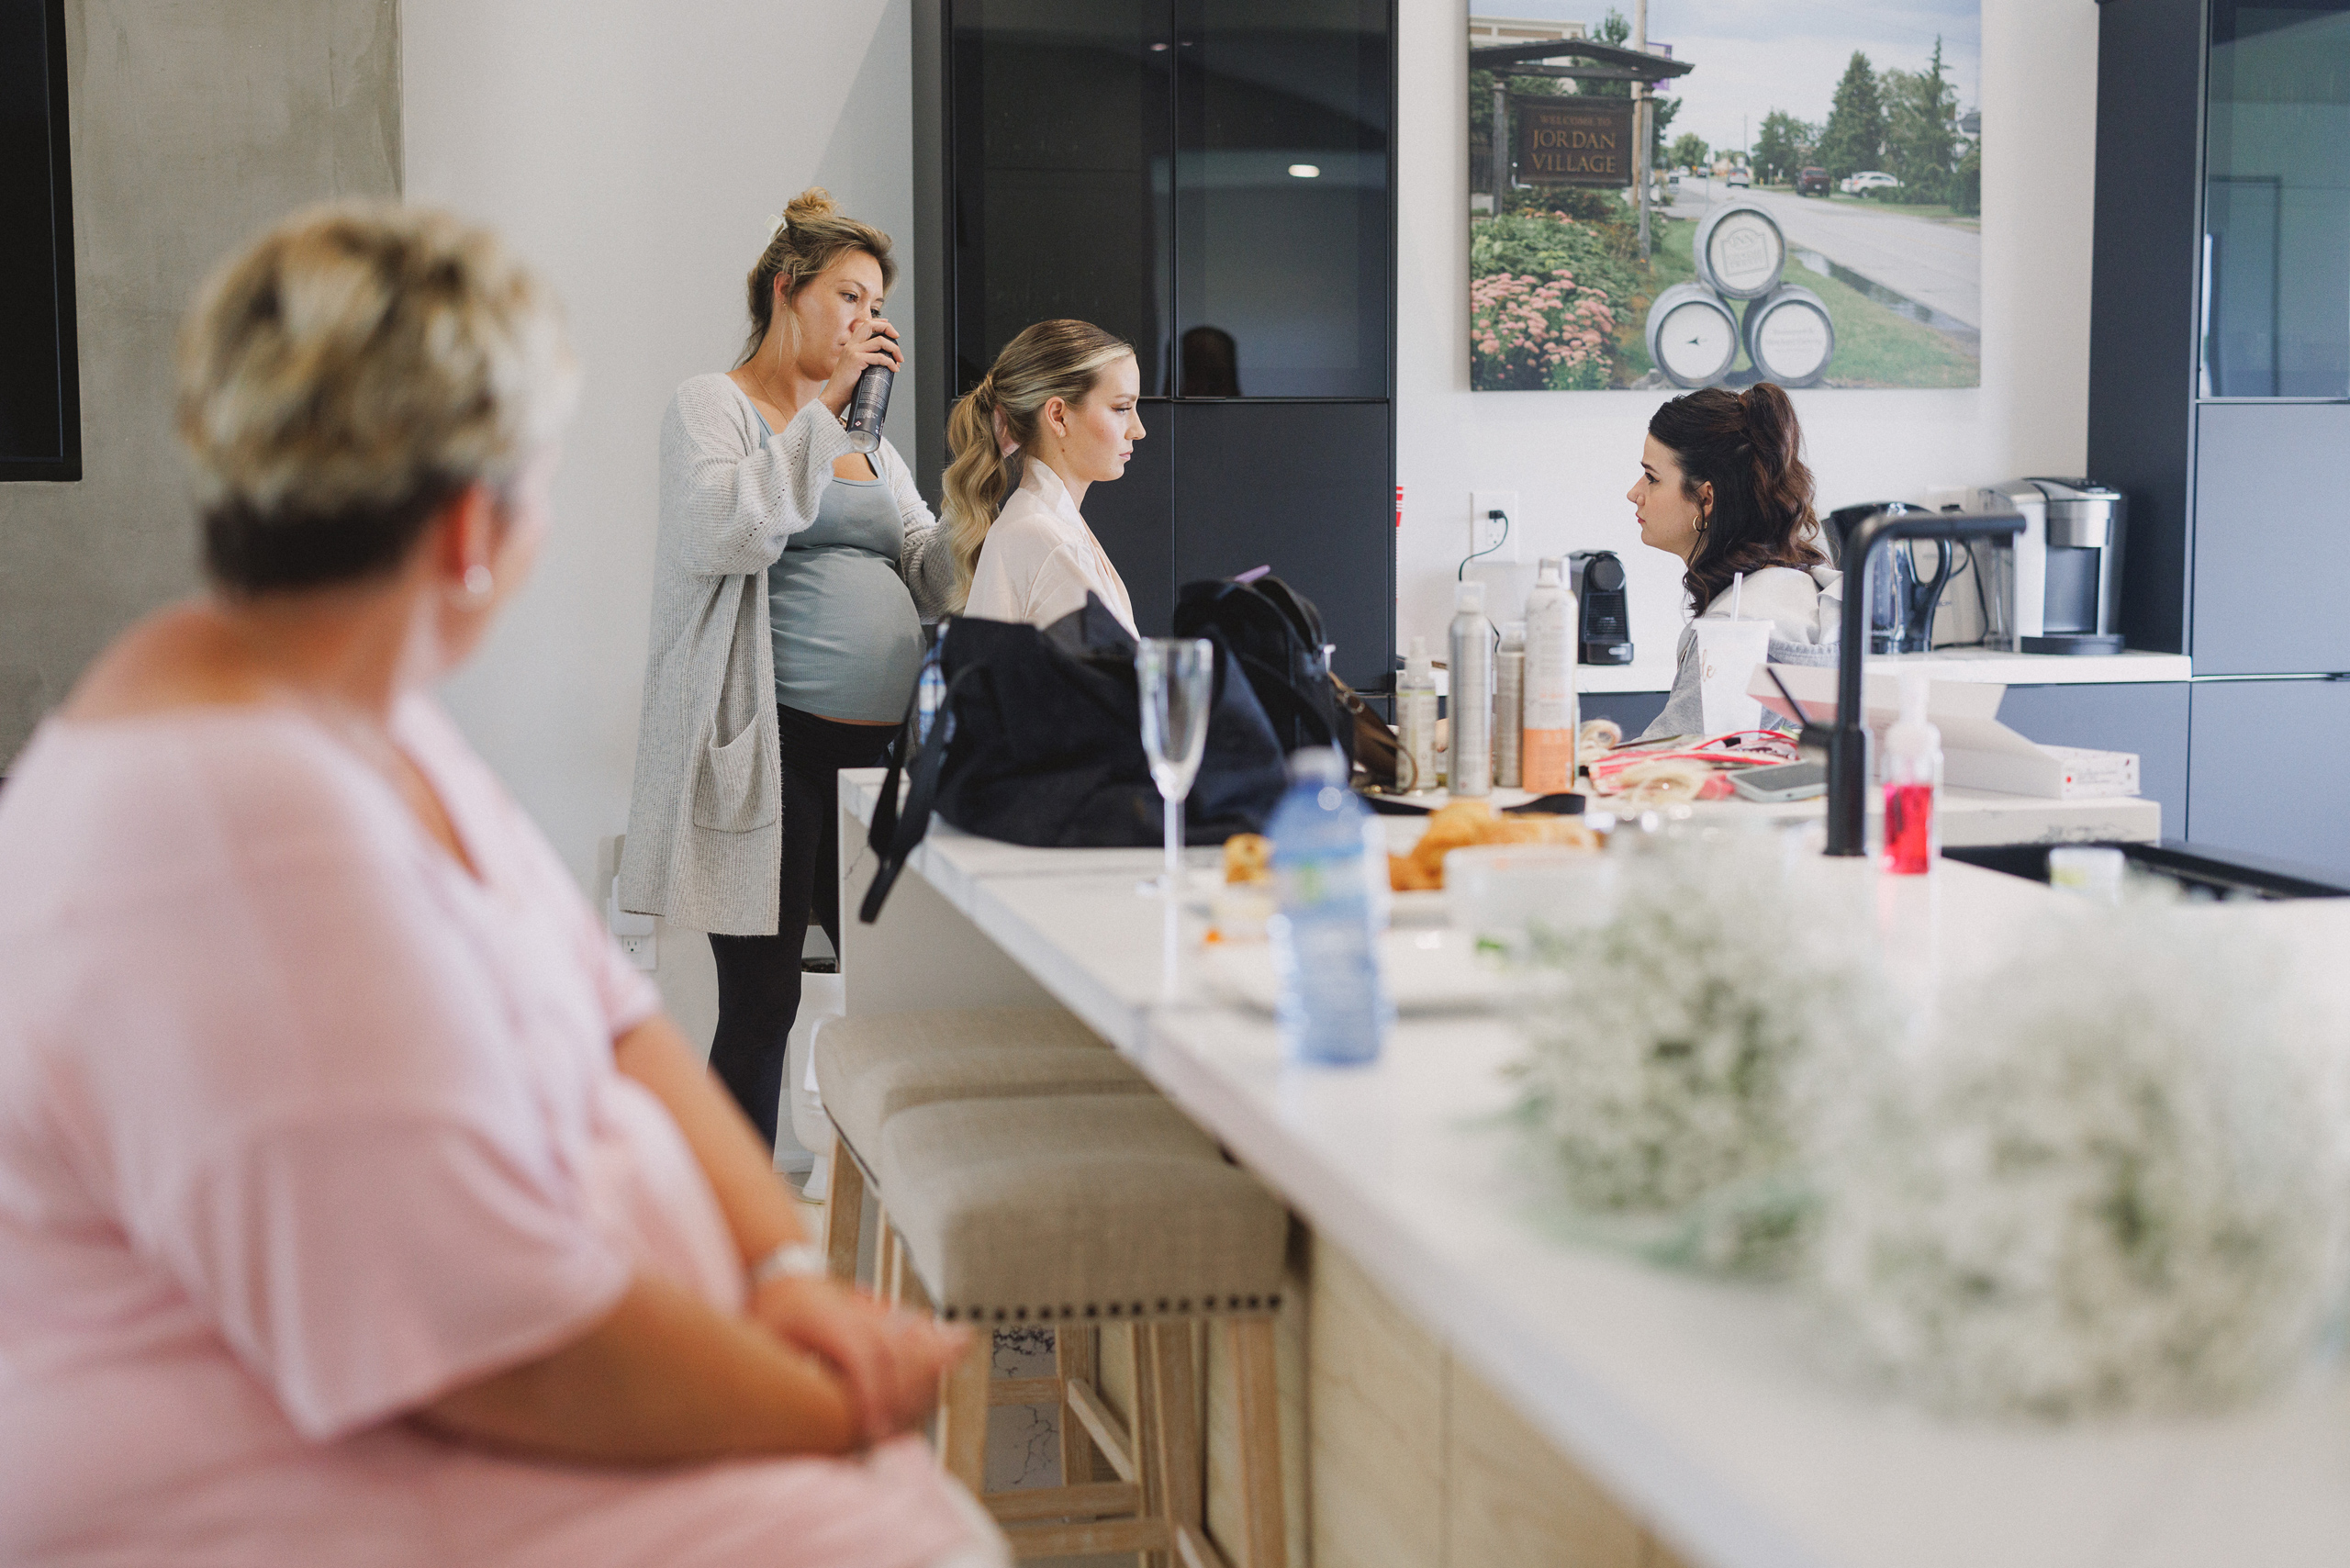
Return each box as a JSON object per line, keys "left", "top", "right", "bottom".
{"left": 834, "top": 771, "right": 2347, "bottom": 1568}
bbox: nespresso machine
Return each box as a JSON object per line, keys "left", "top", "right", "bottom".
{"left": 1568, "top": 551, "right": 1634, "bottom": 665}
{"left": 1964, "top": 479, "right": 2128, "bottom": 654}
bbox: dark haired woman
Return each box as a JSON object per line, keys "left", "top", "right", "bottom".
{"left": 621, "top": 187, "right": 953, "bottom": 1147}
{"left": 1627, "top": 382, "right": 1842, "bottom": 739}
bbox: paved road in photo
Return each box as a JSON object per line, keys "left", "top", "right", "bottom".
{"left": 1666, "top": 176, "right": 1980, "bottom": 330}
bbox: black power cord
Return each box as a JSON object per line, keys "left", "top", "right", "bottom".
{"left": 1459, "top": 507, "right": 1511, "bottom": 579}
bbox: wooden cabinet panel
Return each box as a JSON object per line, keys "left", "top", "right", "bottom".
{"left": 1305, "top": 1237, "right": 1445, "bottom": 1568}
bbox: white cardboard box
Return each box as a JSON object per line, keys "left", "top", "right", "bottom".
{"left": 1748, "top": 665, "right": 2141, "bottom": 800}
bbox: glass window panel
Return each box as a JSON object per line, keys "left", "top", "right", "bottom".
{"left": 951, "top": 0, "right": 1173, "bottom": 397}
{"left": 1174, "top": 0, "right": 1391, "bottom": 398}
{"left": 2203, "top": 2, "right": 2350, "bottom": 398}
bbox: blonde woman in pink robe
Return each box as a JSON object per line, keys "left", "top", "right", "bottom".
{"left": 0, "top": 205, "right": 1002, "bottom": 1568}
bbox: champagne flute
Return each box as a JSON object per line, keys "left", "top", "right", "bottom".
{"left": 1136, "top": 637, "right": 1215, "bottom": 899}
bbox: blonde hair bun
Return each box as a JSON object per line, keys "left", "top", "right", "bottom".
{"left": 784, "top": 186, "right": 840, "bottom": 222}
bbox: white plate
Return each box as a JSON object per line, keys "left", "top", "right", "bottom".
{"left": 1203, "top": 926, "right": 1492, "bottom": 1015}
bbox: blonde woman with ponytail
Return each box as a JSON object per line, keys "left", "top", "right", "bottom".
{"left": 621, "top": 189, "right": 961, "bottom": 1152}
{"left": 946, "top": 319, "right": 1144, "bottom": 633}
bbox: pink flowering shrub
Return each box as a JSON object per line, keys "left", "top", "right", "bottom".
{"left": 1472, "top": 271, "right": 1618, "bottom": 390}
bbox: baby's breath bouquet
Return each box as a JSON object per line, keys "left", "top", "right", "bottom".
{"left": 1505, "top": 831, "right": 1894, "bottom": 1250}
{"left": 1805, "top": 892, "right": 2350, "bottom": 1418}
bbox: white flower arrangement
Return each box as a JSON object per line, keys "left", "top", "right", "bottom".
{"left": 1803, "top": 891, "right": 2350, "bottom": 1419}
{"left": 1505, "top": 830, "right": 1892, "bottom": 1222}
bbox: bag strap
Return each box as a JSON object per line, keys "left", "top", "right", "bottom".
{"left": 856, "top": 668, "right": 970, "bottom": 924}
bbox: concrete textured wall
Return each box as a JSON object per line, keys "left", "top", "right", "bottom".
{"left": 0, "top": 0, "right": 401, "bottom": 763}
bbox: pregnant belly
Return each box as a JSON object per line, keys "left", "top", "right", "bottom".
{"left": 770, "top": 551, "right": 924, "bottom": 724}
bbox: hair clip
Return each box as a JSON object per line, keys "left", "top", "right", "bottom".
{"left": 765, "top": 213, "right": 788, "bottom": 241}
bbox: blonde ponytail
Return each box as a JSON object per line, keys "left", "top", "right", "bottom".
{"left": 940, "top": 319, "right": 1134, "bottom": 607}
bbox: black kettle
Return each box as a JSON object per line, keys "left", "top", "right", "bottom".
{"left": 1825, "top": 501, "right": 1951, "bottom": 655}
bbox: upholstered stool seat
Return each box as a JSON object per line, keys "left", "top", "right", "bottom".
{"left": 880, "top": 1094, "right": 1285, "bottom": 1324}
{"left": 812, "top": 1008, "right": 1151, "bottom": 1282}
{"left": 883, "top": 1092, "right": 1289, "bottom": 1564}
{"left": 817, "top": 1009, "right": 1147, "bottom": 1170}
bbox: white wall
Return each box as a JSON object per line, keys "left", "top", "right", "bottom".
{"left": 1393, "top": 0, "right": 2098, "bottom": 683}
{"left": 401, "top": 0, "right": 2097, "bottom": 1037}
{"left": 401, "top": 0, "right": 919, "bottom": 1043}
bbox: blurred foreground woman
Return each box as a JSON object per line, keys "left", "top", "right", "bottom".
{"left": 0, "top": 204, "right": 1001, "bottom": 1568}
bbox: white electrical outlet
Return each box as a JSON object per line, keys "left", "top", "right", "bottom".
{"left": 618, "top": 932, "right": 657, "bottom": 969}
{"left": 1471, "top": 489, "right": 1520, "bottom": 563}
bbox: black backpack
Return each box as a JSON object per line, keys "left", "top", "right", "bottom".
{"left": 1172, "top": 575, "right": 1355, "bottom": 770}
{"left": 858, "top": 596, "right": 1288, "bottom": 924}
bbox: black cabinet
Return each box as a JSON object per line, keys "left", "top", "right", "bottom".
{"left": 1082, "top": 398, "right": 1177, "bottom": 635}
{"left": 1174, "top": 0, "right": 1392, "bottom": 398}
{"left": 1170, "top": 402, "right": 1392, "bottom": 685}
{"left": 2188, "top": 679, "right": 2350, "bottom": 881}
{"left": 916, "top": 0, "right": 1397, "bottom": 686}
{"left": 944, "top": 2, "right": 1174, "bottom": 398}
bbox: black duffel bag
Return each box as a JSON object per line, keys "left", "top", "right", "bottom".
{"left": 1171, "top": 574, "right": 1354, "bottom": 770}
{"left": 858, "top": 595, "right": 1288, "bottom": 924}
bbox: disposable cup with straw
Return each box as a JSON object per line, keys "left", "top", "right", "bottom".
{"left": 1693, "top": 569, "right": 1772, "bottom": 735}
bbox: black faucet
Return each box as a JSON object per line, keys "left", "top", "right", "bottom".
{"left": 1824, "top": 508, "right": 2026, "bottom": 857}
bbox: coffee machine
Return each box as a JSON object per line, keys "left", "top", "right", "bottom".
{"left": 1965, "top": 479, "right": 2128, "bottom": 654}
{"left": 1568, "top": 551, "right": 1634, "bottom": 665}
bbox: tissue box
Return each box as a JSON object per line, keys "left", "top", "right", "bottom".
{"left": 1747, "top": 666, "right": 2142, "bottom": 801}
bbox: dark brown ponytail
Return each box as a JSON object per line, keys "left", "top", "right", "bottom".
{"left": 1646, "top": 382, "right": 1825, "bottom": 616}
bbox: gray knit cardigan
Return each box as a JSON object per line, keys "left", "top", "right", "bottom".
{"left": 618, "top": 374, "right": 956, "bottom": 934}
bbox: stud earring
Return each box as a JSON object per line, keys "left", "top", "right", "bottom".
{"left": 462, "top": 565, "right": 494, "bottom": 599}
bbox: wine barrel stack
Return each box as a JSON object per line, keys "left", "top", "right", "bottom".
{"left": 1643, "top": 204, "right": 1836, "bottom": 390}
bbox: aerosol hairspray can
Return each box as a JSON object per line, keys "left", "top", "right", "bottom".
{"left": 843, "top": 313, "right": 893, "bottom": 454}
{"left": 1494, "top": 621, "right": 1526, "bottom": 790}
{"left": 1449, "top": 580, "right": 1494, "bottom": 797}
{"left": 1521, "top": 557, "right": 1579, "bottom": 793}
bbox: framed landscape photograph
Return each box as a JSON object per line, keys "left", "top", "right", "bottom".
{"left": 1469, "top": 2, "right": 1982, "bottom": 391}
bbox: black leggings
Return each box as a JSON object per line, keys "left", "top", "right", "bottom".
{"left": 707, "top": 704, "right": 897, "bottom": 1148}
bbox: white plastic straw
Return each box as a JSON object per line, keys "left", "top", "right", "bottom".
{"left": 1730, "top": 570, "right": 1745, "bottom": 621}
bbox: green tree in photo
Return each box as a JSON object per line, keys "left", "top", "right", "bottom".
{"left": 1882, "top": 38, "right": 1961, "bottom": 203}
{"left": 1650, "top": 95, "right": 1681, "bottom": 164}
{"left": 1817, "top": 51, "right": 1886, "bottom": 179}
{"left": 1668, "top": 131, "right": 1709, "bottom": 173}
{"left": 1751, "top": 110, "right": 1807, "bottom": 185}
{"left": 1951, "top": 135, "right": 1982, "bottom": 217}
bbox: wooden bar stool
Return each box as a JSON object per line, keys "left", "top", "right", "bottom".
{"left": 880, "top": 1093, "right": 1289, "bottom": 1566}
{"left": 814, "top": 1008, "right": 1151, "bottom": 1284}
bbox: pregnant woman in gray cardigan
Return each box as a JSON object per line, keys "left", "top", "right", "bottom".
{"left": 621, "top": 188, "right": 954, "bottom": 1145}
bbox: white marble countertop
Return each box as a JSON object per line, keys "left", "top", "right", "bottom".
{"left": 1458, "top": 648, "right": 2194, "bottom": 698}
{"left": 837, "top": 769, "right": 2350, "bottom": 1568}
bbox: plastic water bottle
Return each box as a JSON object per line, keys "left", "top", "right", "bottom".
{"left": 1268, "top": 749, "right": 1393, "bottom": 1065}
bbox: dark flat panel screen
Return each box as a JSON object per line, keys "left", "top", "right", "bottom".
{"left": 1174, "top": 0, "right": 1391, "bottom": 398}
{"left": 2189, "top": 678, "right": 2350, "bottom": 879}
{"left": 2191, "top": 400, "right": 2350, "bottom": 674}
{"left": 1170, "top": 400, "right": 1392, "bottom": 687}
{"left": 1995, "top": 683, "right": 2189, "bottom": 844}
{"left": 1, "top": 0, "right": 78, "bottom": 480}
{"left": 949, "top": 0, "right": 1173, "bottom": 397}
{"left": 1076, "top": 398, "right": 1175, "bottom": 635}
